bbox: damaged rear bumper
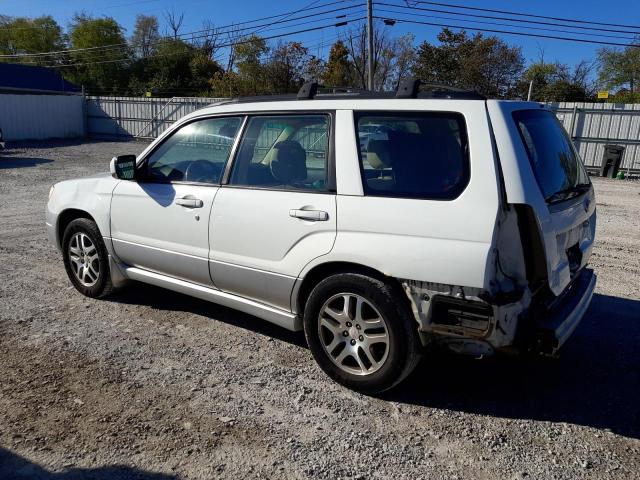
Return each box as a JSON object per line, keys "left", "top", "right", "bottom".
{"left": 530, "top": 268, "right": 596, "bottom": 355}
{"left": 401, "top": 268, "right": 596, "bottom": 356}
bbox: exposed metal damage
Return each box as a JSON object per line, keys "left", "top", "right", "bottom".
{"left": 399, "top": 205, "right": 536, "bottom": 356}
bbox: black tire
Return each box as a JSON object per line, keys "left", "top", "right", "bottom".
{"left": 61, "top": 218, "right": 113, "bottom": 298}
{"left": 303, "top": 273, "right": 422, "bottom": 394}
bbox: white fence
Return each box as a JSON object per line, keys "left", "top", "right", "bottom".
{"left": 0, "top": 94, "right": 85, "bottom": 141}
{"left": 87, "top": 96, "right": 226, "bottom": 139}
{"left": 548, "top": 102, "right": 640, "bottom": 172}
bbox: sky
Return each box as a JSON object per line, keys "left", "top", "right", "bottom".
{"left": 1, "top": 0, "right": 639, "bottom": 71}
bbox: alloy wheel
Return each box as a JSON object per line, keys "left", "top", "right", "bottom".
{"left": 317, "top": 293, "right": 390, "bottom": 376}
{"left": 68, "top": 232, "right": 100, "bottom": 287}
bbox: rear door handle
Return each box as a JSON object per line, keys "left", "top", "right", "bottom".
{"left": 176, "top": 197, "right": 204, "bottom": 208}
{"left": 289, "top": 209, "right": 329, "bottom": 221}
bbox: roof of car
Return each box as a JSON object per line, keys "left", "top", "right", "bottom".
{"left": 178, "top": 81, "right": 542, "bottom": 121}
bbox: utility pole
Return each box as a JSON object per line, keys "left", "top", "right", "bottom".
{"left": 527, "top": 80, "right": 534, "bottom": 101}
{"left": 367, "top": 0, "right": 374, "bottom": 91}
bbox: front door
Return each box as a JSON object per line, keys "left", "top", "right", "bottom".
{"left": 209, "top": 113, "right": 337, "bottom": 310}
{"left": 110, "top": 116, "right": 244, "bottom": 286}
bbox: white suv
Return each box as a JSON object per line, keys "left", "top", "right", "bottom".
{"left": 46, "top": 81, "right": 596, "bottom": 393}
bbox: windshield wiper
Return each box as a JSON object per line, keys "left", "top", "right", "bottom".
{"left": 546, "top": 183, "right": 591, "bottom": 204}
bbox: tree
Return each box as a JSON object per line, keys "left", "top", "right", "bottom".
{"left": 387, "top": 33, "right": 416, "bottom": 90}
{"left": 304, "top": 56, "right": 325, "bottom": 83}
{"left": 322, "top": 40, "right": 351, "bottom": 87}
{"left": 597, "top": 43, "right": 640, "bottom": 93}
{"left": 266, "top": 41, "right": 311, "bottom": 93}
{"left": 66, "top": 14, "right": 131, "bottom": 93}
{"left": 412, "top": 28, "right": 524, "bottom": 98}
{"left": 210, "top": 35, "right": 269, "bottom": 96}
{"left": 518, "top": 60, "right": 595, "bottom": 102}
{"left": 164, "top": 9, "right": 184, "bottom": 40}
{"left": 374, "top": 33, "right": 416, "bottom": 91}
{"left": 131, "top": 14, "right": 159, "bottom": 58}
{"left": 346, "top": 21, "right": 395, "bottom": 90}
{"left": 196, "top": 20, "right": 222, "bottom": 60}
{"left": 0, "top": 15, "right": 65, "bottom": 66}
{"left": 128, "top": 37, "right": 221, "bottom": 96}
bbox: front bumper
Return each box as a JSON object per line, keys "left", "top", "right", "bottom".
{"left": 532, "top": 268, "right": 596, "bottom": 355}
{"left": 45, "top": 203, "right": 61, "bottom": 251}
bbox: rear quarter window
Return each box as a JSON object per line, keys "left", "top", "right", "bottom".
{"left": 512, "top": 109, "right": 590, "bottom": 203}
{"left": 354, "top": 111, "right": 469, "bottom": 200}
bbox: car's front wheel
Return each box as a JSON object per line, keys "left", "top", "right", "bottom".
{"left": 303, "top": 273, "right": 422, "bottom": 394}
{"left": 62, "top": 218, "right": 113, "bottom": 298}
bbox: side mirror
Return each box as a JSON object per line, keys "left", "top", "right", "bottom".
{"left": 110, "top": 155, "right": 137, "bottom": 180}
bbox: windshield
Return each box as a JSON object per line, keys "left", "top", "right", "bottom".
{"left": 513, "top": 109, "right": 590, "bottom": 203}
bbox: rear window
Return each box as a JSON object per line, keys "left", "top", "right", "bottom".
{"left": 513, "top": 109, "right": 590, "bottom": 203}
{"left": 354, "top": 112, "right": 469, "bottom": 200}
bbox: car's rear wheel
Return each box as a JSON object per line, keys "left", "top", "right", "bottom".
{"left": 303, "top": 273, "right": 422, "bottom": 394}
{"left": 62, "top": 218, "right": 113, "bottom": 298}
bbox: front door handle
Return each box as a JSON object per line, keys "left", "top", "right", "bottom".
{"left": 176, "top": 197, "right": 203, "bottom": 208}
{"left": 289, "top": 209, "right": 329, "bottom": 221}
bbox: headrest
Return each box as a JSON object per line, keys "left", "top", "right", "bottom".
{"left": 218, "top": 123, "right": 237, "bottom": 139}
{"left": 270, "top": 140, "right": 307, "bottom": 184}
{"left": 366, "top": 139, "right": 393, "bottom": 169}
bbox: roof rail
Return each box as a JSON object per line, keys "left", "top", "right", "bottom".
{"left": 212, "top": 80, "right": 485, "bottom": 105}
{"left": 395, "top": 78, "right": 486, "bottom": 100}
{"left": 297, "top": 82, "right": 378, "bottom": 99}
{"left": 297, "top": 82, "right": 318, "bottom": 99}
{"left": 396, "top": 78, "right": 421, "bottom": 98}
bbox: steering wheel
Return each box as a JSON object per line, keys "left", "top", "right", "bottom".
{"left": 184, "top": 160, "right": 221, "bottom": 183}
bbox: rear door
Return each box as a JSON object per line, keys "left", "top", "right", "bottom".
{"left": 209, "top": 113, "right": 336, "bottom": 310}
{"left": 487, "top": 101, "right": 596, "bottom": 295}
{"left": 110, "top": 116, "right": 243, "bottom": 285}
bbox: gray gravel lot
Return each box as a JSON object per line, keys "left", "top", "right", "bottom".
{"left": 0, "top": 139, "right": 639, "bottom": 479}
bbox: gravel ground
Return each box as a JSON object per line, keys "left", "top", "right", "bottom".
{"left": 0, "top": 139, "right": 639, "bottom": 480}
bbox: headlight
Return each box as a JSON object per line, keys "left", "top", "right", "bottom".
{"left": 48, "top": 185, "right": 55, "bottom": 200}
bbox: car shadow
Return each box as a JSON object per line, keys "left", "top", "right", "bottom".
{"left": 108, "top": 281, "right": 306, "bottom": 348}
{"left": 0, "top": 448, "right": 178, "bottom": 479}
{"left": 108, "top": 284, "right": 639, "bottom": 438}
{"left": 0, "top": 157, "right": 53, "bottom": 169}
{"left": 385, "top": 293, "right": 640, "bottom": 439}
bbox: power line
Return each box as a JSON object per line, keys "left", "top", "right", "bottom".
{"left": 415, "top": 1, "right": 640, "bottom": 32}
{"left": 2, "top": 1, "right": 328, "bottom": 32}
{"left": 376, "top": 16, "right": 640, "bottom": 48}
{"left": 0, "top": 0, "right": 353, "bottom": 33}
{"left": 0, "top": 2, "right": 363, "bottom": 59}
{"left": 80, "top": 33, "right": 358, "bottom": 96}
{"left": 50, "top": 17, "right": 365, "bottom": 68}
{"left": 375, "top": 5, "right": 638, "bottom": 41}
{"left": 22, "top": 12, "right": 364, "bottom": 68}
{"left": 81, "top": 30, "right": 357, "bottom": 95}
{"left": 378, "top": 2, "right": 640, "bottom": 36}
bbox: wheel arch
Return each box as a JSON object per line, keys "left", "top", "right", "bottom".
{"left": 57, "top": 209, "right": 98, "bottom": 246}
{"left": 293, "top": 261, "right": 407, "bottom": 316}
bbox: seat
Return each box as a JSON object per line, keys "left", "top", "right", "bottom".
{"left": 365, "top": 139, "right": 396, "bottom": 191}
{"left": 270, "top": 140, "right": 307, "bottom": 185}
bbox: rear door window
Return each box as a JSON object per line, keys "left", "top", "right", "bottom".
{"left": 354, "top": 112, "right": 469, "bottom": 200}
{"left": 512, "top": 109, "right": 590, "bottom": 203}
{"left": 229, "top": 115, "right": 330, "bottom": 191}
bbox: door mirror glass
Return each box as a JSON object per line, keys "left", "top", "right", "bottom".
{"left": 110, "top": 155, "right": 137, "bottom": 180}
